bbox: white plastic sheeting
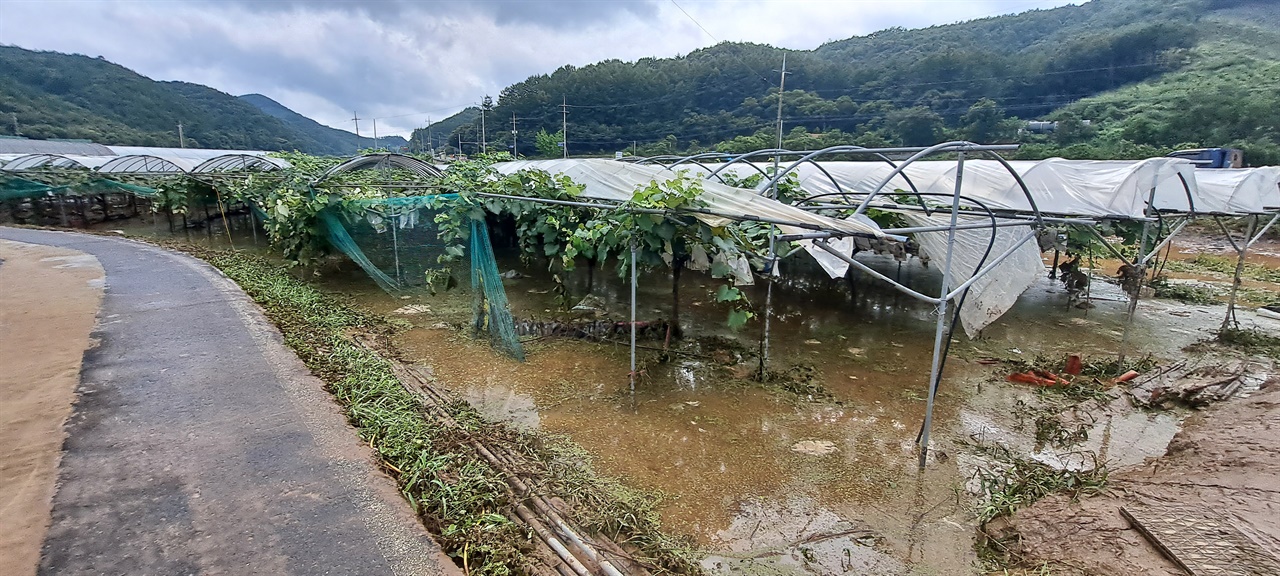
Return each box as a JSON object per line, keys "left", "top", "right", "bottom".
{"left": 2, "top": 154, "right": 114, "bottom": 171}
{"left": 1258, "top": 167, "right": 1280, "bottom": 210}
{"left": 905, "top": 213, "right": 1044, "bottom": 337}
{"left": 804, "top": 158, "right": 1205, "bottom": 218}
{"left": 801, "top": 212, "right": 1044, "bottom": 338}
{"left": 97, "top": 155, "right": 194, "bottom": 173}
{"left": 492, "top": 159, "right": 883, "bottom": 238}
{"left": 105, "top": 146, "right": 271, "bottom": 163}
{"left": 2, "top": 148, "right": 288, "bottom": 174}
{"left": 688, "top": 158, "right": 1219, "bottom": 218}
{"left": 1196, "top": 168, "right": 1280, "bottom": 214}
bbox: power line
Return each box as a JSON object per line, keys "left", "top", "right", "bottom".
{"left": 668, "top": 0, "right": 773, "bottom": 85}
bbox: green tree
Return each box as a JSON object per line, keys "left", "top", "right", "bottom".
{"left": 534, "top": 129, "right": 564, "bottom": 158}
{"left": 960, "top": 98, "right": 1016, "bottom": 143}
{"left": 886, "top": 107, "right": 945, "bottom": 146}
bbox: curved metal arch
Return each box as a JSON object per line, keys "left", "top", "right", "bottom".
{"left": 715, "top": 147, "right": 927, "bottom": 209}
{"left": 768, "top": 142, "right": 1043, "bottom": 229}
{"left": 666, "top": 152, "right": 736, "bottom": 171}
{"left": 1172, "top": 168, "right": 1197, "bottom": 216}
{"left": 631, "top": 155, "right": 687, "bottom": 166}
{"left": 192, "top": 154, "right": 289, "bottom": 174}
{"left": 314, "top": 153, "right": 443, "bottom": 184}
{"left": 2, "top": 153, "right": 99, "bottom": 172}
{"left": 97, "top": 155, "right": 188, "bottom": 175}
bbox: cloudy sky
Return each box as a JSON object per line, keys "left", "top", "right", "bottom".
{"left": 1, "top": 0, "right": 1081, "bottom": 136}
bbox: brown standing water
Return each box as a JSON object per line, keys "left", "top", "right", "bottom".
{"left": 328, "top": 244, "right": 1227, "bottom": 575}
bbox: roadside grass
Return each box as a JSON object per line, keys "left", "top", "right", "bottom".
{"left": 186, "top": 246, "right": 703, "bottom": 575}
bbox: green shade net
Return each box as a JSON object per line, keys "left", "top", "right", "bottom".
{"left": 0, "top": 177, "right": 69, "bottom": 201}
{"left": 469, "top": 218, "right": 524, "bottom": 361}
{"left": 0, "top": 176, "right": 157, "bottom": 201}
{"left": 89, "top": 178, "right": 160, "bottom": 197}
{"left": 319, "top": 199, "right": 524, "bottom": 361}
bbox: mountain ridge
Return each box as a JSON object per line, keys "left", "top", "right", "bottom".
{"left": 0, "top": 46, "right": 399, "bottom": 156}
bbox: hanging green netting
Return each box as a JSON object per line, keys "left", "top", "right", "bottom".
{"left": 88, "top": 178, "right": 159, "bottom": 197}
{"left": 319, "top": 201, "right": 524, "bottom": 361}
{"left": 0, "top": 176, "right": 70, "bottom": 201}
{"left": 319, "top": 209, "right": 401, "bottom": 292}
{"left": 469, "top": 218, "right": 524, "bottom": 361}
{"left": 0, "top": 176, "right": 158, "bottom": 201}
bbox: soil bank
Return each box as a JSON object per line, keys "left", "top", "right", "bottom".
{"left": 0, "top": 240, "right": 104, "bottom": 576}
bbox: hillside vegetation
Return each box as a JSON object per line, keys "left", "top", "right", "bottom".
{"left": 407, "top": 107, "right": 480, "bottom": 153}
{"left": 0, "top": 46, "right": 383, "bottom": 155}
{"left": 452, "top": 0, "right": 1279, "bottom": 164}
{"left": 239, "top": 93, "right": 407, "bottom": 154}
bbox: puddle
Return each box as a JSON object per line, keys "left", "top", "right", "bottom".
{"left": 40, "top": 254, "right": 101, "bottom": 269}
{"left": 459, "top": 382, "right": 541, "bottom": 431}
{"left": 702, "top": 495, "right": 908, "bottom": 575}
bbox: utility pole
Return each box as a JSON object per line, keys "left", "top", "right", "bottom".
{"left": 372, "top": 118, "right": 378, "bottom": 150}
{"left": 10, "top": 113, "right": 19, "bottom": 137}
{"left": 561, "top": 96, "right": 568, "bottom": 159}
{"left": 510, "top": 113, "right": 518, "bottom": 158}
{"left": 177, "top": 122, "right": 185, "bottom": 148}
{"left": 351, "top": 111, "right": 362, "bottom": 153}
{"left": 774, "top": 54, "right": 788, "bottom": 158}
{"left": 426, "top": 116, "right": 432, "bottom": 157}
{"left": 760, "top": 53, "right": 788, "bottom": 376}
{"left": 480, "top": 106, "right": 487, "bottom": 154}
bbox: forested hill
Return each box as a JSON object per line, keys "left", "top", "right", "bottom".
{"left": 0, "top": 46, "right": 392, "bottom": 155}
{"left": 237, "top": 94, "right": 407, "bottom": 154}
{"left": 408, "top": 107, "right": 480, "bottom": 152}
{"left": 457, "top": 0, "right": 1280, "bottom": 164}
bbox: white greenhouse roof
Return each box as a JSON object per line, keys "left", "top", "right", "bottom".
{"left": 686, "top": 158, "right": 1222, "bottom": 219}
{"left": 1196, "top": 168, "right": 1280, "bottom": 214}
{"left": 493, "top": 158, "right": 883, "bottom": 238}
{"left": 2, "top": 154, "right": 113, "bottom": 171}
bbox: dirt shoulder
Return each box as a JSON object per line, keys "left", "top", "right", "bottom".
{"left": 0, "top": 240, "right": 104, "bottom": 576}
{"left": 1006, "top": 377, "right": 1280, "bottom": 574}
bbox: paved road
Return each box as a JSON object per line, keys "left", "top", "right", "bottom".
{"left": 0, "top": 228, "right": 458, "bottom": 576}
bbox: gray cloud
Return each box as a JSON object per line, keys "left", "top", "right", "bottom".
{"left": 0, "top": 0, "right": 1079, "bottom": 137}
{"left": 203, "top": 0, "right": 662, "bottom": 29}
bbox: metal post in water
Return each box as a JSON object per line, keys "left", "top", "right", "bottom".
{"left": 759, "top": 54, "right": 787, "bottom": 377}
{"left": 919, "top": 151, "right": 965, "bottom": 469}
{"left": 391, "top": 213, "right": 403, "bottom": 286}
{"left": 630, "top": 241, "right": 638, "bottom": 395}
{"left": 1222, "top": 214, "right": 1258, "bottom": 332}
{"left": 1118, "top": 188, "right": 1156, "bottom": 364}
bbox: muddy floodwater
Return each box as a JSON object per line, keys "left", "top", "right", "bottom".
{"left": 326, "top": 238, "right": 1269, "bottom": 575}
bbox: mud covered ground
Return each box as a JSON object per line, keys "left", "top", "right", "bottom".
{"left": 1004, "top": 379, "right": 1280, "bottom": 575}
